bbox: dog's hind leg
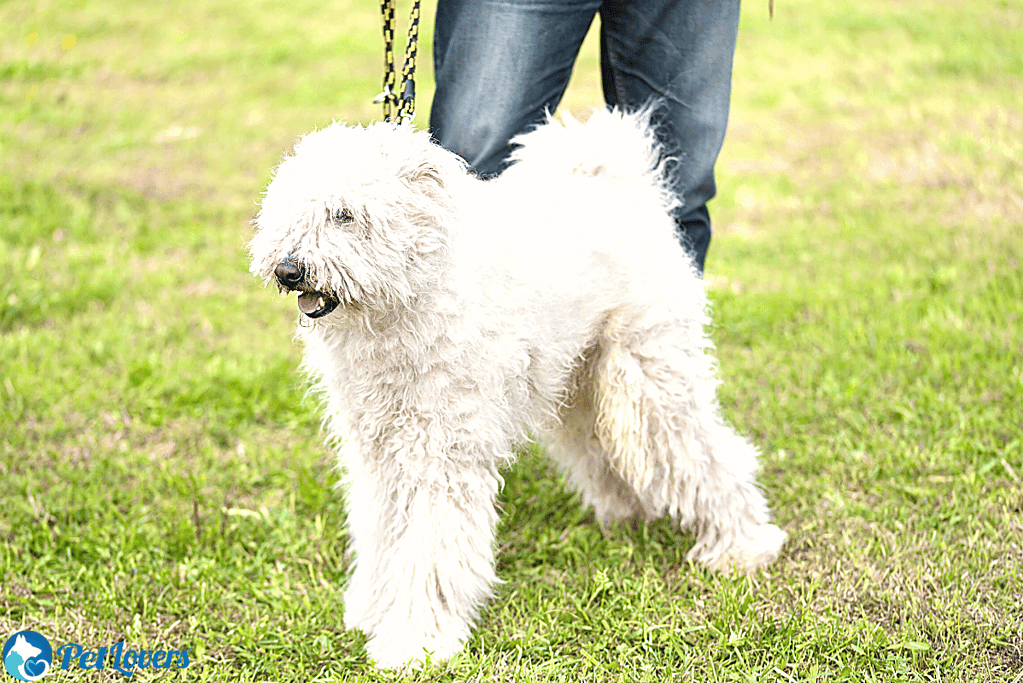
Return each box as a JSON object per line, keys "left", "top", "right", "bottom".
{"left": 590, "top": 313, "right": 786, "bottom": 573}
{"left": 544, "top": 373, "right": 646, "bottom": 526}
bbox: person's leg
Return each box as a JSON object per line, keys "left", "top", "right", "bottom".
{"left": 599, "top": 0, "right": 741, "bottom": 272}
{"left": 431, "top": 0, "right": 600, "bottom": 176}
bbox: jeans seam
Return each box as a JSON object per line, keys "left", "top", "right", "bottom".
{"left": 604, "top": 41, "right": 628, "bottom": 107}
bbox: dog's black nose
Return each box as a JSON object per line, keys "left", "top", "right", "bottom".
{"left": 275, "top": 260, "right": 305, "bottom": 290}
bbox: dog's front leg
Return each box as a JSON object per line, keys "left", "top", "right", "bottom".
{"left": 339, "top": 436, "right": 502, "bottom": 669}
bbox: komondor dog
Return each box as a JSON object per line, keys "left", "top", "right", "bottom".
{"left": 248, "top": 109, "right": 786, "bottom": 669}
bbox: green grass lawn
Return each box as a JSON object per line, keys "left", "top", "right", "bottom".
{"left": 1, "top": 0, "right": 1021, "bottom": 680}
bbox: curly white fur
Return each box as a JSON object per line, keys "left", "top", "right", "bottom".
{"left": 249, "top": 109, "right": 786, "bottom": 669}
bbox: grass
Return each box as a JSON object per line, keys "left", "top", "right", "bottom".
{"left": 1, "top": 0, "right": 1021, "bottom": 680}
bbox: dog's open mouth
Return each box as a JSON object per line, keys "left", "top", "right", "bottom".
{"left": 297, "top": 291, "right": 339, "bottom": 318}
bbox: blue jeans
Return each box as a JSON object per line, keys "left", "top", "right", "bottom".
{"left": 430, "top": 0, "right": 741, "bottom": 272}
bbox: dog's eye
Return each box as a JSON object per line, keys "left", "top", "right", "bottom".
{"left": 330, "top": 208, "right": 354, "bottom": 225}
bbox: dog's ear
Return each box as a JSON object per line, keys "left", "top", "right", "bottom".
{"left": 398, "top": 142, "right": 465, "bottom": 202}
{"left": 390, "top": 139, "right": 466, "bottom": 260}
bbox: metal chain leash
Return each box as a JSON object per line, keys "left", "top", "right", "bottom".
{"left": 375, "top": 0, "right": 420, "bottom": 123}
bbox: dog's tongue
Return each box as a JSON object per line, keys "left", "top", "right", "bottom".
{"left": 298, "top": 291, "right": 336, "bottom": 318}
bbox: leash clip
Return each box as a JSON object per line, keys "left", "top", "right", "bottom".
{"left": 373, "top": 85, "right": 395, "bottom": 105}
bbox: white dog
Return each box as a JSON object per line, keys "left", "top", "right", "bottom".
{"left": 249, "top": 109, "right": 786, "bottom": 668}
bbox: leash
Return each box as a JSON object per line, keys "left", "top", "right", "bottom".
{"left": 375, "top": 0, "right": 420, "bottom": 123}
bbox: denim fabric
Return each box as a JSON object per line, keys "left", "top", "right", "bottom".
{"left": 430, "top": 0, "right": 741, "bottom": 272}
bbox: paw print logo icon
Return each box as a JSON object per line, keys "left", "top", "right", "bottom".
{"left": 3, "top": 631, "right": 52, "bottom": 682}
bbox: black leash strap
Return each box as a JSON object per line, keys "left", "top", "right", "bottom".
{"left": 376, "top": 0, "right": 420, "bottom": 123}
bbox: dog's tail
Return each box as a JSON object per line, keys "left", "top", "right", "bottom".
{"left": 506, "top": 107, "right": 678, "bottom": 211}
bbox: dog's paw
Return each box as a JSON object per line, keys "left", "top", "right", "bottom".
{"left": 687, "top": 522, "right": 787, "bottom": 574}
{"left": 364, "top": 631, "right": 466, "bottom": 670}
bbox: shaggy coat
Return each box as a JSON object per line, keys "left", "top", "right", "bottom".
{"left": 249, "top": 109, "right": 786, "bottom": 668}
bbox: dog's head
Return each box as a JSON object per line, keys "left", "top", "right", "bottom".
{"left": 249, "top": 122, "right": 467, "bottom": 320}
